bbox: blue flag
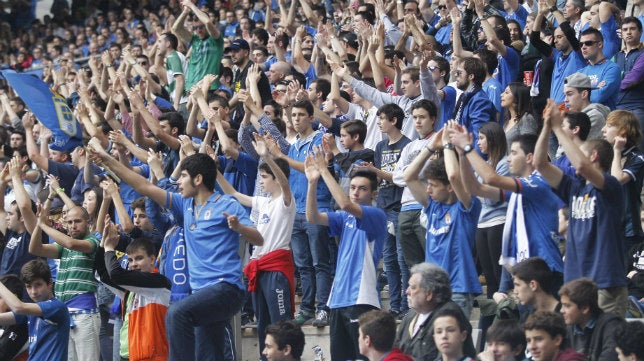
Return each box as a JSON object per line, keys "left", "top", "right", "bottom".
{"left": 1, "top": 70, "right": 83, "bottom": 152}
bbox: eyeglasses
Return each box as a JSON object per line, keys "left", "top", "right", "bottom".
{"left": 437, "top": 5, "right": 447, "bottom": 9}
{"left": 192, "top": 24, "right": 206, "bottom": 30}
{"left": 580, "top": 40, "right": 598, "bottom": 47}
{"left": 428, "top": 66, "right": 438, "bottom": 71}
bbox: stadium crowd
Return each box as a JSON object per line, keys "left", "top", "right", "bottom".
{"left": 1, "top": 0, "right": 644, "bottom": 360}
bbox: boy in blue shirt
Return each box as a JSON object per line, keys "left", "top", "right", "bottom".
{"left": 0, "top": 259, "right": 70, "bottom": 361}
{"left": 305, "top": 147, "right": 387, "bottom": 361}
{"left": 404, "top": 123, "right": 482, "bottom": 319}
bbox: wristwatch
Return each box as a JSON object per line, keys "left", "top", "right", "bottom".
{"left": 443, "top": 143, "right": 455, "bottom": 151}
{"left": 463, "top": 144, "right": 475, "bottom": 154}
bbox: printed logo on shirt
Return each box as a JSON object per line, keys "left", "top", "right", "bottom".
{"left": 6, "top": 236, "right": 21, "bottom": 250}
{"left": 444, "top": 213, "right": 452, "bottom": 224}
{"left": 571, "top": 194, "right": 596, "bottom": 220}
{"left": 428, "top": 224, "right": 450, "bottom": 236}
{"left": 258, "top": 213, "right": 271, "bottom": 225}
{"left": 204, "top": 208, "right": 212, "bottom": 220}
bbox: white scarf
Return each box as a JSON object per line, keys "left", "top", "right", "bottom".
{"left": 500, "top": 192, "right": 529, "bottom": 269}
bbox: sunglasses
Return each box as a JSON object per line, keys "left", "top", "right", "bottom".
{"left": 580, "top": 40, "right": 598, "bottom": 47}
{"left": 428, "top": 66, "right": 438, "bottom": 71}
{"left": 192, "top": 24, "right": 206, "bottom": 30}
{"left": 437, "top": 5, "right": 447, "bottom": 9}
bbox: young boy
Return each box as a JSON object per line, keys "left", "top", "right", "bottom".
{"left": 524, "top": 311, "right": 585, "bottom": 361}
{"left": 216, "top": 132, "right": 296, "bottom": 358}
{"left": 98, "top": 224, "right": 171, "bottom": 361}
{"left": 433, "top": 307, "right": 474, "bottom": 361}
{"left": 404, "top": 123, "right": 482, "bottom": 318}
{"left": 323, "top": 119, "right": 375, "bottom": 195}
{"left": 558, "top": 278, "right": 624, "bottom": 361}
{"left": 358, "top": 310, "right": 414, "bottom": 361}
{"left": 305, "top": 147, "right": 387, "bottom": 361}
{"left": 478, "top": 319, "right": 526, "bottom": 361}
{"left": 512, "top": 257, "right": 561, "bottom": 320}
{"left": 0, "top": 259, "right": 70, "bottom": 361}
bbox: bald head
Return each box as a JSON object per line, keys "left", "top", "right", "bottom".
{"left": 267, "top": 61, "right": 291, "bottom": 84}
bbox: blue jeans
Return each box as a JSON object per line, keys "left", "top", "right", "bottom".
{"left": 452, "top": 293, "right": 474, "bottom": 320}
{"left": 166, "top": 282, "right": 244, "bottom": 361}
{"left": 383, "top": 210, "right": 409, "bottom": 312}
{"left": 290, "top": 213, "right": 332, "bottom": 314}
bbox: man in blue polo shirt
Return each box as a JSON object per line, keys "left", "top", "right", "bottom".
{"left": 305, "top": 147, "right": 386, "bottom": 361}
{"left": 87, "top": 140, "right": 264, "bottom": 361}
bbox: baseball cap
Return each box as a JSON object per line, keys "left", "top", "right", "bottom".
{"left": 225, "top": 39, "right": 250, "bottom": 52}
{"left": 564, "top": 73, "right": 594, "bottom": 89}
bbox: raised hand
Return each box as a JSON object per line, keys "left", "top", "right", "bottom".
{"left": 304, "top": 154, "right": 321, "bottom": 181}
{"left": 252, "top": 132, "right": 270, "bottom": 158}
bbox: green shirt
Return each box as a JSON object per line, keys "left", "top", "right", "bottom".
{"left": 55, "top": 233, "right": 99, "bottom": 303}
{"left": 166, "top": 50, "right": 188, "bottom": 104}
{"left": 185, "top": 33, "right": 223, "bottom": 91}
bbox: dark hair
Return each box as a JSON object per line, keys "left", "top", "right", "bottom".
{"left": 524, "top": 310, "right": 567, "bottom": 340}
{"left": 622, "top": 17, "right": 643, "bottom": 32}
{"left": 478, "top": 122, "right": 507, "bottom": 168}
{"left": 359, "top": 310, "right": 397, "bottom": 352}
{"left": 462, "top": 57, "right": 486, "bottom": 86}
{"left": 0, "top": 274, "right": 24, "bottom": 298}
{"left": 311, "top": 78, "right": 331, "bottom": 101}
{"left": 615, "top": 322, "right": 644, "bottom": 361}
{"left": 486, "top": 319, "right": 526, "bottom": 359}
{"left": 21, "top": 259, "right": 52, "bottom": 285}
{"left": 409, "top": 262, "right": 452, "bottom": 304}
{"left": 207, "top": 93, "right": 231, "bottom": 108}
{"left": 131, "top": 196, "right": 146, "bottom": 212}
{"left": 158, "top": 112, "right": 185, "bottom": 136}
{"left": 251, "top": 28, "right": 269, "bottom": 45}
{"left": 432, "top": 306, "right": 472, "bottom": 336}
{"left": 424, "top": 156, "right": 449, "bottom": 185}
{"left": 162, "top": 32, "right": 178, "bottom": 50}
{"left": 351, "top": 169, "right": 378, "bottom": 191}
{"left": 84, "top": 186, "right": 103, "bottom": 220}
{"left": 253, "top": 46, "right": 269, "bottom": 57}
{"left": 411, "top": 99, "right": 438, "bottom": 118}
{"left": 431, "top": 56, "right": 450, "bottom": 84}
{"left": 504, "top": 83, "right": 533, "bottom": 124}
{"left": 580, "top": 27, "right": 603, "bottom": 43}
{"left": 583, "top": 139, "right": 613, "bottom": 173}
{"left": 292, "top": 99, "right": 314, "bottom": 116}
{"left": 376, "top": 103, "right": 405, "bottom": 130}
{"left": 259, "top": 157, "right": 290, "bottom": 179}
{"left": 510, "top": 134, "right": 538, "bottom": 156}
{"left": 402, "top": 66, "right": 420, "bottom": 82}
{"left": 180, "top": 153, "right": 218, "bottom": 191}
{"left": 356, "top": 10, "right": 375, "bottom": 25}
{"left": 558, "top": 278, "right": 601, "bottom": 316}
{"left": 564, "top": 112, "right": 591, "bottom": 141}
{"left": 126, "top": 237, "right": 156, "bottom": 257}
{"left": 474, "top": 48, "right": 499, "bottom": 76}
{"left": 511, "top": 257, "right": 554, "bottom": 294}
{"left": 341, "top": 119, "right": 367, "bottom": 144}
{"left": 290, "top": 71, "right": 307, "bottom": 88}
{"left": 265, "top": 320, "right": 305, "bottom": 360}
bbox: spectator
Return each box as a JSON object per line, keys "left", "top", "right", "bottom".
{"left": 536, "top": 100, "right": 627, "bottom": 317}
{"left": 558, "top": 278, "right": 625, "bottom": 361}
{"left": 577, "top": 28, "right": 620, "bottom": 110}
{"left": 524, "top": 311, "right": 585, "bottom": 361}
{"left": 262, "top": 320, "right": 305, "bottom": 361}
{"left": 358, "top": 310, "right": 414, "bottom": 361}
{"left": 562, "top": 73, "right": 609, "bottom": 141}
{"left": 394, "top": 263, "right": 477, "bottom": 361}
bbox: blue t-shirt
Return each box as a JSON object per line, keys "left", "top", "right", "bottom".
{"left": 424, "top": 196, "right": 482, "bottom": 294}
{"left": 0, "top": 230, "right": 36, "bottom": 276}
{"left": 438, "top": 86, "right": 457, "bottom": 129}
{"left": 599, "top": 15, "right": 620, "bottom": 60}
{"left": 482, "top": 77, "right": 503, "bottom": 116}
{"left": 327, "top": 206, "right": 386, "bottom": 308}
{"left": 288, "top": 131, "right": 332, "bottom": 213}
{"left": 503, "top": 173, "right": 564, "bottom": 273}
{"left": 166, "top": 191, "right": 253, "bottom": 291}
{"left": 218, "top": 152, "right": 258, "bottom": 198}
{"left": 555, "top": 173, "right": 627, "bottom": 288}
{"left": 579, "top": 59, "right": 621, "bottom": 110}
{"left": 494, "top": 46, "right": 520, "bottom": 90}
{"left": 551, "top": 50, "right": 586, "bottom": 104}
{"left": 13, "top": 298, "right": 70, "bottom": 361}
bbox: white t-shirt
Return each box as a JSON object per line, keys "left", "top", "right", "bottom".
{"left": 250, "top": 193, "right": 296, "bottom": 259}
